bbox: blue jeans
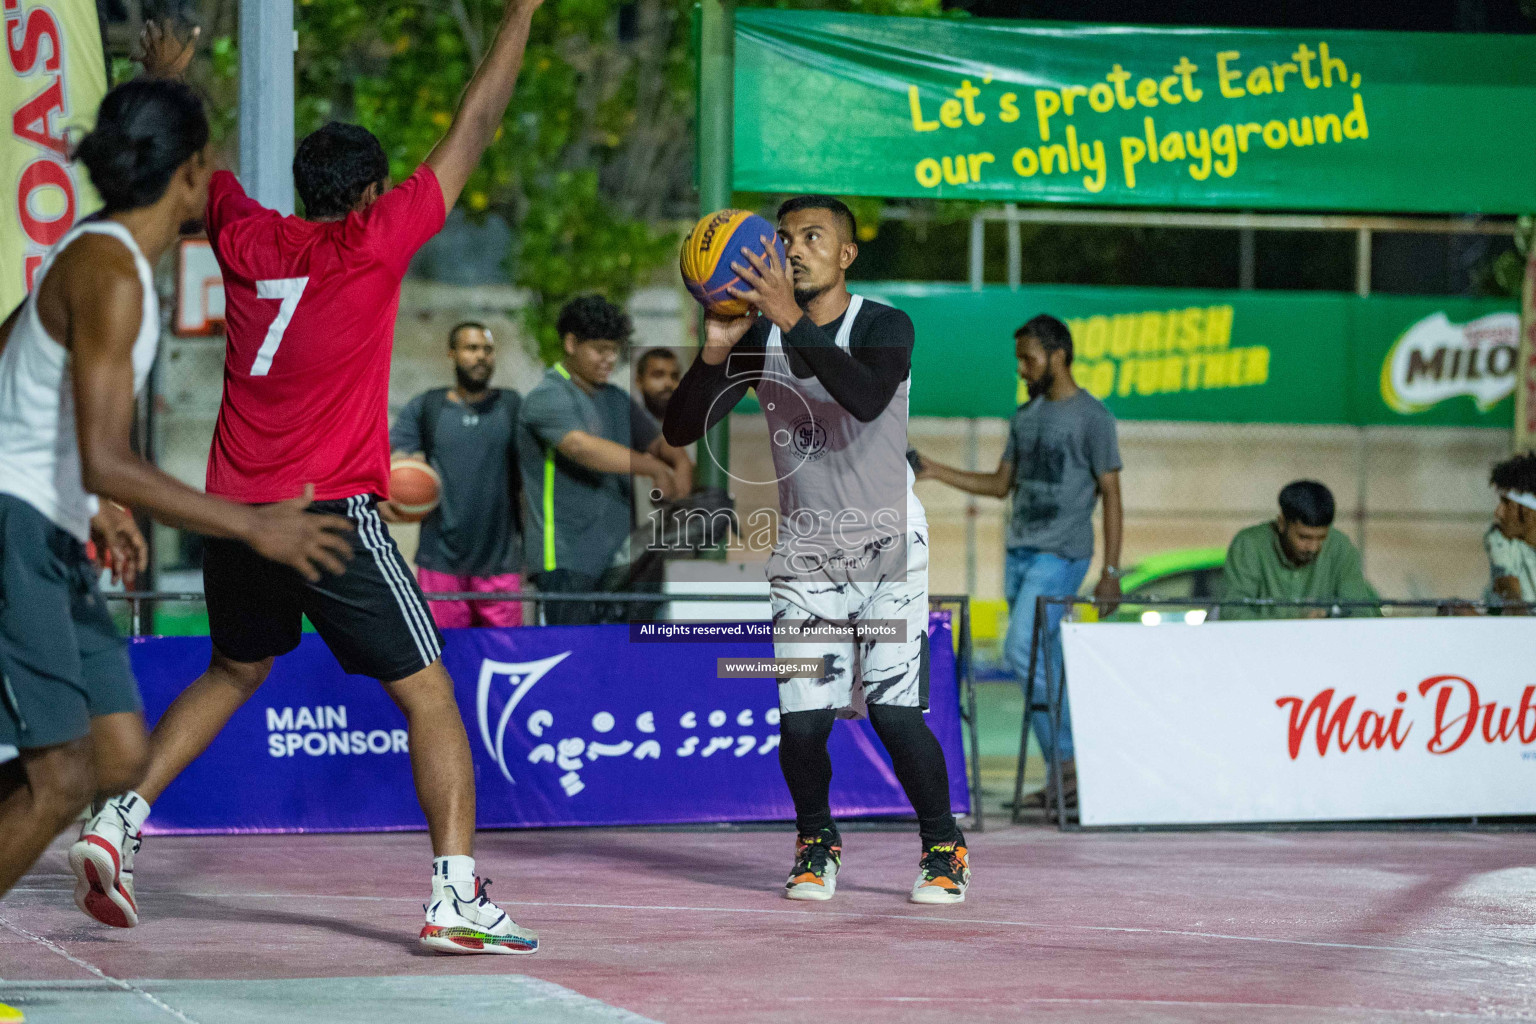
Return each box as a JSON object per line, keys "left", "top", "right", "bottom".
{"left": 1003, "top": 547, "right": 1091, "bottom": 762}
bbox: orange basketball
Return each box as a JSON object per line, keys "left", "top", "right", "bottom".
{"left": 388, "top": 457, "right": 441, "bottom": 523}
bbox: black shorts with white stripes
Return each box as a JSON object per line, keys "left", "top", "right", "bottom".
{"left": 203, "top": 494, "right": 444, "bottom": 682}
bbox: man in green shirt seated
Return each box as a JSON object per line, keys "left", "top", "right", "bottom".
{"left": 1221, "top": 480, "right": 1380, "bottom": 619}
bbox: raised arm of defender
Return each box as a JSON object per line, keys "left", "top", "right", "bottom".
{"left": 425, "top": 0, "right": 545, "bottom": 212}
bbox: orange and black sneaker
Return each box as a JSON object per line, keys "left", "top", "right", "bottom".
{"left": 784, "top": 828, "right": 841, "bottom": 901}
{"left": 910, "top": 837, "right": 970, "bottom": 905}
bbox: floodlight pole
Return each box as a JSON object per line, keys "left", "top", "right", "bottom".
{"left": 240, "top": 0, "right": 296, "bottom": 215}
{"left": 697, "top": 0, "right": 734, "bottom": 491}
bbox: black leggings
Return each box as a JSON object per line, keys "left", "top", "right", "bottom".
{"left": 778, "top": 705, "right": 959, "bottom": 847}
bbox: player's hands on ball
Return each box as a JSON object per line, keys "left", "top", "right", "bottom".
{"left": 90, "top": 504, "right": 148, "bottom": 588}
{"left": 729, "top": 237, "right": 802, "bottom": 333}
{"left": 247, "top": 485, "right": 356, "bottom": 582}
{"left": 137, "top": 20, "right": 200, "bottom": 80}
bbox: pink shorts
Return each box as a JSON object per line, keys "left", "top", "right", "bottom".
{"left": 415, "top": 567, "right": 524, "bottom": 628}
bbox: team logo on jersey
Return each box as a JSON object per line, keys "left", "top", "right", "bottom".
{"left": 791, "top": 418, "right": 828, "bottom": 461}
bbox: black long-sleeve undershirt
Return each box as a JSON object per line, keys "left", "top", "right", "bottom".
{"left": 664, "top": 302, "right": 913, "bottom": 447}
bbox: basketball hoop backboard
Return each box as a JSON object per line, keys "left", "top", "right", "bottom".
{"left": 176, "top": 238, "right": 225, "bottom": 336}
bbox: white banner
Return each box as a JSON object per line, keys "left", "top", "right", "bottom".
{"left": 1063, "top": 618, "right": 1536, "bottom": 826}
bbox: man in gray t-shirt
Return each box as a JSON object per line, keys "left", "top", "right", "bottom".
{"left": 517, "top": 295, "right": 688, "bottom": 625}
{"left": 916, "top": 314, "right": 1123, "bottom": 809}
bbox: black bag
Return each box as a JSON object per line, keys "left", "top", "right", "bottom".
{"left": 595, "top": 487, "right": 739, "bottom": 623}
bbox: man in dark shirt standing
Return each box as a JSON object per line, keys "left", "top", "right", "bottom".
{"left": 390, "top": 322, "right": 524, "bottom": 627}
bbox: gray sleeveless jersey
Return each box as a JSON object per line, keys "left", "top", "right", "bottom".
{"left": 757, "top": 294, "right": 926, "bottom": 559}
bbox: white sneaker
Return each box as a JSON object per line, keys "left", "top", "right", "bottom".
{"left": 69, "top": 806, "right": 141, "bottom": 928}
{"left": 784, "top": 831, "right": 840, "bottom": 901}
{"left": 420, "top": 878, "right": 538, "bottom": 955}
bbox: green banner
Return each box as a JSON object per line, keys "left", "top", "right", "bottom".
{"left": 734, "top": 10, "right": 1536, "bottom": 213}
{"left": 844, "top": 283, "right": 1517, "bottom": 426}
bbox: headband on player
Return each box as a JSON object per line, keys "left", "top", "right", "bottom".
{"left": 1504, "top": 489, "right": 1536, "bottom": 513}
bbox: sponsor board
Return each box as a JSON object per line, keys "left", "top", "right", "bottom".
{"left": 131, "top": 615, "right": 967, "bottom": 833}
{"left": 1063, "top": 617, "right": 1536, "bottom": 826}
{"left": 1, "top": 0, "right": 106, "bottom": 313}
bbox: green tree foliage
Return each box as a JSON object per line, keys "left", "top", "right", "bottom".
{"left": 293, "top": 0, "right": 947, "bottom": 363}
{"left": 135, "top": 0, "right": 944, "bottom": 361}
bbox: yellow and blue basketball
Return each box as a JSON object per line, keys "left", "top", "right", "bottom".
{"left": 679, "top": 209, "right": 786, "bottom": 317}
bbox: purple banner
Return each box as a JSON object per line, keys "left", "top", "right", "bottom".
{"left": 130, "top": 613, "right": 967, "bottom": 834}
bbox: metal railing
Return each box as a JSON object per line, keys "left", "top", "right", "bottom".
{"left": 1012, "top": 595, "right": 1523, "bottom": 831}
{"left": 103, "top": 589, "right": 984, "bottom": 832}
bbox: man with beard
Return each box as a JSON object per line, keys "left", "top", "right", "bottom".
{"left": 635, "top": 349, "right": 681, "bottom": 420}
{"left": 666, "top": 196, "right": 971, "bottom": 904}
{"left": 633, "top": 349, "right": 694, "bottom": 497}
{"left": 389, "top": 323, "right": 524, "bottom": 627}
{"left": 1221, "top": 480, "right": 1379, "bottom": 620}
{"left": 914, "top": 315, "right": 1122, "bottom": 811}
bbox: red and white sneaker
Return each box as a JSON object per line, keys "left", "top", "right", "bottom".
{"left": 420, "top": 878, "right": 538, "bottom": 955}
{"left": 69, "top": 808, "right": 141, "bottom": 928}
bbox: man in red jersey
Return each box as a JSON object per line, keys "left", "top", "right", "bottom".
{"left": 75, "top": 0, "right": 545, "bottom": 955}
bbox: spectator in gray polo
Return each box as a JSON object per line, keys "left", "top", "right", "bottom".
{"left": 517, "top": 295, "right": 689, "bottom": 625}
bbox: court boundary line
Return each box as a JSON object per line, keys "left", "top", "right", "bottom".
{"left": 670, "top": 992, "right": 1503, "bottom": 1018}
{"left": 0, "top": 914, "right": 201, "bottom": 1023}
{"left": 11, "top": 886, "right": 1522, "bottom": 969}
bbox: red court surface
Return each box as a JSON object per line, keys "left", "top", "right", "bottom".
{"left": 4, "top": 824, "right": 1536, "bottom": 1022}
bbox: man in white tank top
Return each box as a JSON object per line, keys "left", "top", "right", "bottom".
{"left": 0, "top": 36, "right": 354, "bottom": 917}
{"left": 665, "top": 196, "right": 971, "bottom": 906}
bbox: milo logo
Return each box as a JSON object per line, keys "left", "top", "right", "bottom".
{"left": 1380, "top": 312, "right": 1519, "bottom": 414}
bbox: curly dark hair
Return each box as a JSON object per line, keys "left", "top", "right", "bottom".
{"left": 1491, "top": 450, "right": 1536, "bottom": 495}
{"left": 293, "top": 122, "right": 388, "bottom": 220}
{"left": 556, "top": 294, "right": 633, "bottom": 344}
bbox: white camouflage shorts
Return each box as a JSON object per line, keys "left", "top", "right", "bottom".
{"left": 766, "top": 531, "right": 930, "bottom": 717}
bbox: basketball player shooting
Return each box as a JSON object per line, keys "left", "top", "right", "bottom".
{"left": 76, "top": 0, "right": 547, "bottom": 955}
{"left": 664, "top": 196, "right": 971, "bottom": 904}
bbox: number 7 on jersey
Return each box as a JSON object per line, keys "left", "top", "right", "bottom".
{"left": 250, "top": 277, "right": 310, "bottom": 376}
